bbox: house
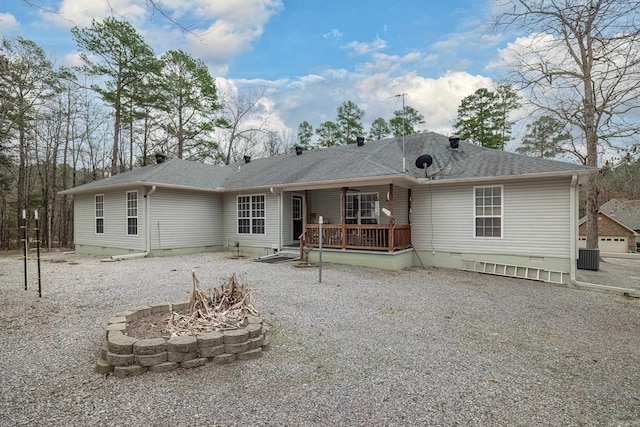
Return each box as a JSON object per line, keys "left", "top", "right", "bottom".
{"left": 578, "top": 199, "right": 640, "bottom": 253}
{"left": 60, "top": 132, "right": 595, "bottom": 283}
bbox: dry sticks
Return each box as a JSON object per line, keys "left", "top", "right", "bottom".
{"left": 165, "top": 271, "right": 258, "bottom": 337}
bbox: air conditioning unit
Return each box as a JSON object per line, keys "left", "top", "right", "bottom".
{"left": 577, "top": 248, "right": 599, "bottom": 271}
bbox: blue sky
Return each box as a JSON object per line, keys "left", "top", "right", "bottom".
{"left": 0, "top": 0, "right": 514, "bottom": 143}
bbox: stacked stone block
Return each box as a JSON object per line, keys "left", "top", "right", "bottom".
{"left": 95, "top": 302, "right": 270, "bottom": 377}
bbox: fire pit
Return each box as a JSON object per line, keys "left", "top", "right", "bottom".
{"left": 95, "top": 273, "right": 270, "bottom": 378}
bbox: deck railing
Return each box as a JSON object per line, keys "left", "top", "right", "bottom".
{"left": 299, "top": 224, "right": 411, "bottom": 255}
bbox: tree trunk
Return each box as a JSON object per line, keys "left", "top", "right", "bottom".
{"left": 17, "top": 127, "right": 27, "bottom": 224}
{"left": 583, "top": 41, "right": 599, "bottom": 250}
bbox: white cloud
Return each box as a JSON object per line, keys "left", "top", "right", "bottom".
{"left": 433, "top": 30, "right": 505, "bottom": 51}
{"left": 323, "top": 29, "right": 343, "bottom": 39}
{"left": 46, "top": 0, "right": 282, "bottom": 75}
{"left": 343, "top": 36, "right": 387, "bottom": 55}
{"left": 0, "top": 13, "right": 19, "bottom": 33}
{"left": 231, "top": 68, "right": 494, "bottom": 141}
{"left": 50, "top": 0, "right": 147, "bottom": 27}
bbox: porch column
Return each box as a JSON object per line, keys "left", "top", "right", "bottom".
{"left": 341, "top": 187, "right": 347, "bottom": 249}
{"left": 388, "top": 184, "right": 394, "bottom": 251}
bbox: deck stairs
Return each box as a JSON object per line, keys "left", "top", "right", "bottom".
{"left": 463, "top": 259, "right": 567, "bottom": 284}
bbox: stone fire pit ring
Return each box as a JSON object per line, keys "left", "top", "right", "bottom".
{"left": 95, "top": 301, "right": 270, "bottom": 378}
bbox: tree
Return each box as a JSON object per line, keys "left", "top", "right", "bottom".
{"left": 516, "top": 115, "right": 568, "bottom": 158}
{"left": 389, "top": 105, "right": 425, "bottom": 137}
{"left": 453, "top": 86, "right": 518, "bottom": 150}
{"left": 336, "top": 100, "right": 365, "bottom": 144}
{"left": 495, "top": 83, "right": 521, "bottom": 145}
{"left": 0, "top": 36, "right": 57, "bottom": 225}
{"left": 157, "top": 50, "right": 219, "bottom": 160}
{"left": 265, "top": 129, "right": 295, "bottom": 157}
{"left": 369, "top": 117, "right": 391, "bottom": 140}
{"left": 216, "top": 88, "right": 272, "bottom": 165}
{"left": 297, "top": 121, "right": 314, "bottom": 150}
{"left": 598, "top": 154, "right": 640, "bottom": 202}
{"left": 315, "top": 121, "right": 341, "bottom": 147}
{"left": 72, "top": 17, "right": 160, "bottom": 175}
{"left": 493, "top": 0, "right": 640, "bottom": 249}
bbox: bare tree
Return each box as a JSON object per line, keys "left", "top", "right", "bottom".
{"left": 493, "top": 0, "right": 640, "bottom": 249}
{"left": 217, "top": 88, "right": 272, "bottom": 165}
{"left": 265, "top": 129, "right": 295, "bottom": 157}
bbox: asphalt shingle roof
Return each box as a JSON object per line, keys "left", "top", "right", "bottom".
{"left": 61, "top": 132, "right": 595, "bottom": 195}
{"left": 599, "top": 198, "right": 640, "bottom": 230}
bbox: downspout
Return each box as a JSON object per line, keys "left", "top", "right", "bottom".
{"left": 270, "top": 187, "right": 282, "bottom": 251}
{"left": 110, "top": 185, "right": 156, "bottom": 261}
{"left": 569, "top": 174, "right": 578, "bottom": 283}
{"left": 569, "top": 175, "right": 638, "bottom": 297}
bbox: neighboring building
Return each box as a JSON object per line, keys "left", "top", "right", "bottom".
{"left": 60, "top": 133, "right": 595, "bottom": 283}
{"left": 578, "top": 199, "right": 640, "bottom": 253}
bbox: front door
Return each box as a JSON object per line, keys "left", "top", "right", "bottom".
{"left": 292, "top": 195, "right": 303, "bottom": 241}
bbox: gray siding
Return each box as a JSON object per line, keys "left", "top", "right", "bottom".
{"left": 149, "top": 189, "right": 222, "bottom": 250}
{"left": 411, "top": 179, "right": 571, "bottom": 258}
{"left": 221, "top": 191, "right": 280, "bottom": 250}
{"left": 74, "top": 187, "right": 145, "bottom": 251}
{"left": 306, "top": 185, "right": 410, "bottom": 225}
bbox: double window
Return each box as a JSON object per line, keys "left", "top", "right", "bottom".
{"left": 95, "top": 195, "right": 104, "bottom": 234}
{"left": 237, "top": 194, "right": 265, "bottom": 234}
{"left": 345, "top": 193, "right": 378, "bottom": 225}
{"left": 126, "top": 191, "right": 138, "bottom": 236}
{"left": 474, "top": 186, "right": 502, "bottom": 238}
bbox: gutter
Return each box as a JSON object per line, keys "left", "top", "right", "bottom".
{"left": 59, "top": 181, "right": 222, "bottom": 196}
{"left": 110, "top": 185, "right": 156, "bottom": 261}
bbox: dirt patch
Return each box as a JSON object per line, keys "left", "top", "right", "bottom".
{"left": 126, "top": 312, "right": 174, "bottom": 339}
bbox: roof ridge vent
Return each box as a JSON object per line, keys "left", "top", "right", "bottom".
{"left": 155, "top": 153, "right": 167, "bottom": 164}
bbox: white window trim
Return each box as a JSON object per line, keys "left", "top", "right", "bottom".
{"left": 237, "top": 194, "right": 266, "bottom": 235}
{"left": 95, "top": 194, "right": 104, "bottom": 235}
{"left": 126, "top": 190, "right": 138, "bottom": 236}
{"left": 342, "top": 192, "right": 379, "bottom": 225}
{"left": 473, "top": 185, "right": 503, "bottom": 239}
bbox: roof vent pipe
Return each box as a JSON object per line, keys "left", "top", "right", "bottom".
{"left": 356, "top": 136, "right": 365, "bottom": 146}
{"left": 295, "top": 146, "right": 303, "bottom": 155}
{"left": 449, "top": 135, "right": 460, "bottom": 149}
{"left": 244, "top": 155, "right": 251, "bottom": 163}
{"left": 155, "top": 153, "right": 166, "bottom": 164}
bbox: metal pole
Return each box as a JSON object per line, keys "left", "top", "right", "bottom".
{"left": 318, "top": 215, "right": 323, "bottom": 283}
{"left": 34, "top": 210, "right": 42, "bottom": 298}
{"left": 21, "top": 209, "right": 28, "bottom": 291}
{"left": 402, "top": 93, "right": 406, "bottom": 172}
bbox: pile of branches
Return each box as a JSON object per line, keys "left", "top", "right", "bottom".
{"left": 165, "top": 271, "right": 258, "bottom": 337}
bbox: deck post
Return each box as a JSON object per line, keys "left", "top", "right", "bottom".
{"left": 341, "top": 187, "right": 347, "bottom": 249}
{"left": 388, "top": 184, "right": 394, "bottom": 251}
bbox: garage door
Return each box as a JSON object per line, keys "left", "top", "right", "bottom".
{"left": 598, "top": 236, "right": 627, "bottom": 253}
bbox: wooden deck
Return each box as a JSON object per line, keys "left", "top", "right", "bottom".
{"left": 299, "top": 224, "right": 411, "bottom": 255}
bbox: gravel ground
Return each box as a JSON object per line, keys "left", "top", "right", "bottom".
{"left": 0, "top": 251, "right": 639, "bottom": 427}
{"left": 576, "top": 256, "right": 640, "bottom": 293}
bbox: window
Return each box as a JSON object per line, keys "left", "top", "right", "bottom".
{"left": 474, "top": 186, "right": 502, "bottom": 238}
{"left": 126, "top": 191, "right": 138, "bottom": 236}
{"left": 237, "top": 195, "right": 265, "bottom": 234}
{"left": 95, "top": 195, "right": 104, "bottom": 234}
{"left": 345, "top": 193, "right": 379, "bottom": 225}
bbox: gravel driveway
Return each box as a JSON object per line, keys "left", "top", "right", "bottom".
{"left": 0, "top": 251, "right": 638, "bottom": 426}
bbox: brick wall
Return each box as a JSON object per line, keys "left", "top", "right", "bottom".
{"left": 579, "top": 214, "right": 636, "bottom": 252}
